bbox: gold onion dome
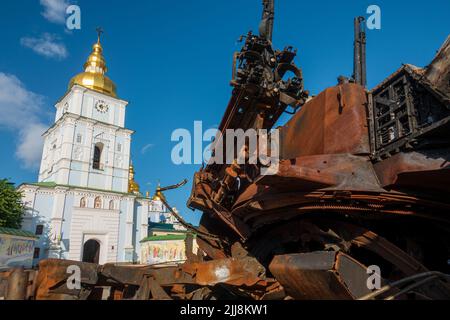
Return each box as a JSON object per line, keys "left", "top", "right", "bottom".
{"left": 152, "top": 183, "right": 165, "bottom": 202}
{"left": 69, "top": 31, "right": 117, "bottom": 97}
{"left": 128, "top": 164, "right": 140, "bottom": 194}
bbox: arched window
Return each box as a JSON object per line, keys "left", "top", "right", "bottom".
{"left": 94, "top": 196, "right": 102, "bottom": 209}
{"left": 80, "top": 197, "right": 86, "bottom": 208}
{"left": 93, "top": 142, "right": 104, "bottom": 170}
{"left": 109, "top": 200, "right": 115, "bottom": 210}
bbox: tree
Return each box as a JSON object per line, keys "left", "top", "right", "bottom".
{"left": 0, "top": 179, "right": 25, "bottom": 229}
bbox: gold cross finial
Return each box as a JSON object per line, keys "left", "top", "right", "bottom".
{"left": 96, "top": 27, "right": 104, "bottom": 43}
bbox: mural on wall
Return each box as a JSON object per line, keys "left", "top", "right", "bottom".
{"left": 141, "top": 240, "right": 186, "bottom": 265}
{"left": 0, "top": 234, "right": 35, "bottom": 270}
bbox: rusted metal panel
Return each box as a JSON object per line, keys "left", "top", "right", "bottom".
{"left": 373, "top": 150, "right": 450, "bottom": 196}
{"left": 180, "top": 257, "right": 267, "bottom": 287}
{"left": 0, "top": 270, "right": 11, "bottom": 299}
{"left": 279, "top": 83, "right": 370, "bottom": 160}
{"left": 425, "top": 35, "right": 450, "bottom": 95}
{"left": 269, "top": 252, "right": 353, "bottom": 300}
{"left": 257, "top": 154, "right": 384, "bottom": 192}
{"left": 5, "top": 268, "right": 28, "bottom": 300}
{"left": 335, "top": 252, "right": 374, "bottom": 298}
{"left": 13, "top": 256, "right": 272, "bottom": 300}
{"left": 34, "top": 259, "right": 99, "bottom": 300}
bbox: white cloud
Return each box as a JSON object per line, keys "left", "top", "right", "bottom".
{"left": 0, "top": 73, "right": 49, "bottom": 170}
{"left": 40, "top": 0, "right": 70, "bottom": 24}
{"left": 16, "top": 123, "right": 49, "bottom": 169}
{"left": 20, "top": 33, "right": 68, "bottom": 60}
{"left": 141, "top": 143, "right": 155, "bottom": 154}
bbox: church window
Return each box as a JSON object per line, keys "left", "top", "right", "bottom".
{"left": 109, "top": 200, "right": 115, "bottom": 210}
{"left": 117, "top": 143, "right": 122, "bottom": 152}
{"left": 35, "top": 225, "right": 44, "bottom": 235}
{"left": 93, "top": 142, "right": 104, "bottom": 170}
{"left": 76, "top": 134, "right": 82, "bottom": 143}
{"left": 33, "top": 248, "right": 40, "bottom": 259}
{"left": 94, "top": 196, "right": 102, "bottom": 209}
{"left": 80, "top": 197, "right": 86, "bottom": 208}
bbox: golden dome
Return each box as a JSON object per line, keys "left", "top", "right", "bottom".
{"left": 152, "top": 192, "right": 162, "bottom": 201}
{"left": 68, "top": 32, "right": 117, "bottom": 97}
{"left": 128, "top": 164, "right": 140, "bottom": 194}
{"left": 152, "top": 183, "right": 165, "bottom": 201}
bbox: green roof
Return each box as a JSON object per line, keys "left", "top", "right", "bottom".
{"left": 33, "top": 181, "right": 57, "bottom": 188}
{"left": 0, "top": 227, "right": 38, "bottom": 239}
{"left": 140, "top": 234, "right": 187, "bottom": 242}
{"left": 149, "top": 222, "right": 175, "bottom": 231}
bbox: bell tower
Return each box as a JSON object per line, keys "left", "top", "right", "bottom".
{"left": 38, "top": 32, "right": 133, "bottom": 193}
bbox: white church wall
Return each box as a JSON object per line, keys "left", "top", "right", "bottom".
{"left": 19, "top": 182, "right": 141, "bottom": 265}
{"left": 47, "top": 187, "right": 68, "bottom": 259}
{"left": 149, "top": 212, "right": 159, "bottom": 223}
{"left": 60, "top": 118, "right": 76, "bottom": 164}
{"left": 59, "top": 193, "right": 75, "bottom": 260}
{"left": 68, "top": 163, "right": 83, "bottom": 186}
{"left": 68, "top": 204, "right": 120, "bottom": 264}
{"left": 117, "top": 199, "right": 129, "bottom": 262}
{"left": 39, "top": 126, "right": 63, "bottom": 183}
{"left": 40, "top": 86, "right": 133, "bottom": 195}
{"left": 138, "top": 199, "right": 149, "bottom": 241}
{"left": 112, "top": 167, "right": 128, "bottom": 192}
{"left": 25, "top": 191, "right": 54, "bottom": 264}
{"left": 132, "top": 199, "right": 150, "bottom": 261}
{"left": 114, "top": 107, "right": 120, "bottom": 126}
{"left": 20, "top": 188, "right": 36, "bottom": 234}
{"left": 55, "top": 87, "right": 82, "bottom": 122}
{"left": 82, "top": 95, "right": 94, "bottom": 119}
{"left": 61, "top": 87, "right": 127, "bottom": 128}
{"left": 88, "top": 172, "right": 107, "bottom": 190}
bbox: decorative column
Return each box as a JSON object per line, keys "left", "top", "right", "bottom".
{"left": 123, "top": 196, "right": 135, "bottom": 262}
{"left": 48, "top": 187, "right": 68, "bottom": 259}
{"left": 140, "top": 199, "right": 149, "bottom": 240}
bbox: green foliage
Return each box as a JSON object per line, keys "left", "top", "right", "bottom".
{"left": 0, "top": 179, "right": 25, "bottom": 229}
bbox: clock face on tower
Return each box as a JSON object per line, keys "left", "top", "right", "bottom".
{"left": 95, "top": 100, "right": 109, "bottom": 113}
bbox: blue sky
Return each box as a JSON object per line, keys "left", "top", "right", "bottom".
{"left": 0, "top": 0, "right": 449, "bottom": 225}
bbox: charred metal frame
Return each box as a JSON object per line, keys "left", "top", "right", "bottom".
{"left": 370, "top": 65, "right": 450, "bottom": 159}
{"left": 230, "top": 32, "right": 307, "bottom": 130}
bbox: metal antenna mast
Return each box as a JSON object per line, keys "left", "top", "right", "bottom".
{"left": 259, "top": 0, "right": 275, "bottom": 42}
{"left": 353, "top": 16, "right": 367, "bottom": 88}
